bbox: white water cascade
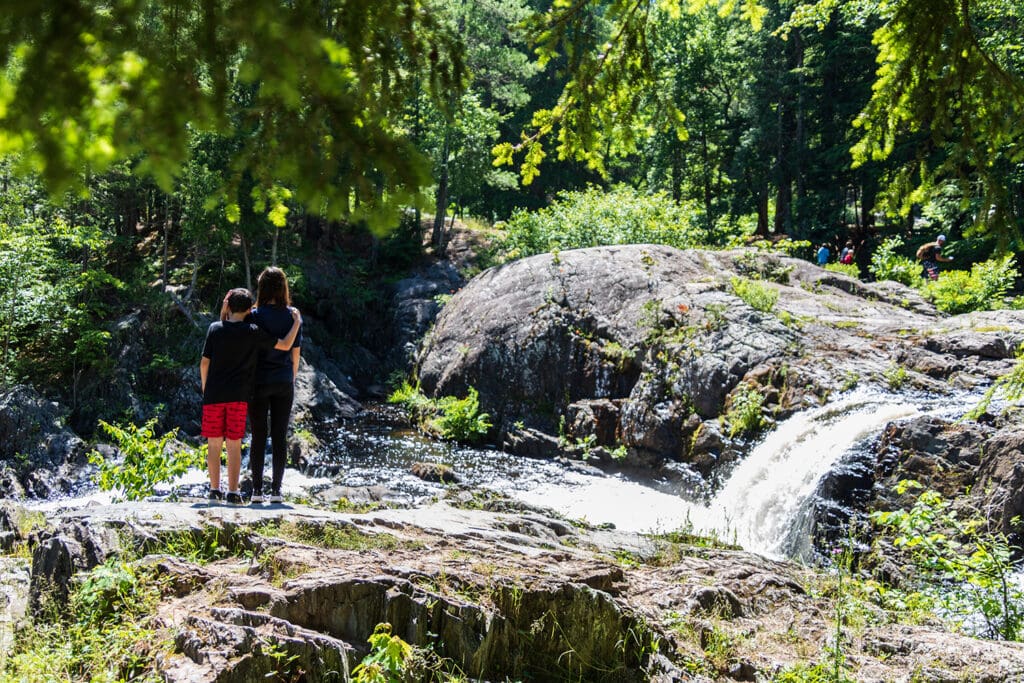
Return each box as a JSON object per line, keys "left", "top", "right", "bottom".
{"left": 516, "top": 390, "right": 947, "bottom": 558}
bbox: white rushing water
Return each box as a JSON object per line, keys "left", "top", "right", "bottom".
{"left": 35, "top": 389, "right": 971, "bottom": 563}
{"left": 516, "top": 390, "right": 942, "bottom": 557}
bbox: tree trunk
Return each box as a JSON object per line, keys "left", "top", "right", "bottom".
{"left": 271, "top": 225, "right": 279, "bottom": 265}
{"left": 701, "top": 131, "right": 713, "bottom": 233}
{"left": 774, "top": 181, "right": 792, "bottom": 235}
{"left": 432, "top": 130, "right": 451, "bottom": 252}
{"left": 162, "top": 200, "right": 171, "bottom": 286}
{"left": 241, "top": 234, "right": 252, "bottom": 293}
{"left": 756, "top": 190, "right": 770, "bottom": 237}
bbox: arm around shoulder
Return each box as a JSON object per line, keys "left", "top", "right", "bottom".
{"left": 273, "top": 307, "right": 302, "bottom": 350}
{"left": 200, "top": 356, "right": 210, "bottom": 393}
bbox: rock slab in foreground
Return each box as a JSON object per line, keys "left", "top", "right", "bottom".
{"left": 17, "top": 499, "right": 1024, "bottom": 682}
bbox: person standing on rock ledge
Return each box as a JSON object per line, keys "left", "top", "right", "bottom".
{"left": 816, "top": 243, "right": 830, "bottom": 266}
{"left": 200, "top": 288, "right": 301, "bottom": 505}
{"left": 247, "top": 267, "right": 302, "bottom": 505}
{"left": 916, "top": 234, "right": 953, "bottom": 280}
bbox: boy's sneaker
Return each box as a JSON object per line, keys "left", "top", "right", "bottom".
{"left": 268, "top": 492, "right": 284, "bottom": 504}
{"left": 208, "top": 488, "right": 223, "bottom": 502}
{"left": 250, "top": 493, "right": 265, "bottom": 504}
{"left": 225, "top": 491, "right": 244, "bottom": 505}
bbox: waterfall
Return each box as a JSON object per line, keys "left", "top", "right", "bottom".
{"left": 692, "top": 392, "right": 919, "bottom": 556}
{"left": 515, "top": 390, "right": 948, "bottom": 558}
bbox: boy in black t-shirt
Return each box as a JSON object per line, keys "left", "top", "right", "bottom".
{"left": 200, "top": 288, "right": 301, "bottom": 504}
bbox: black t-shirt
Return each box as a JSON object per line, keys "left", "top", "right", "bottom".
{"left": 250, "top": 305, "right": 302, "bottom": 386}
{"left": 201, "top": 320, "right": 279, "bottom": 404}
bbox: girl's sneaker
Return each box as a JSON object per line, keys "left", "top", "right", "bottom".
{"left": 226, "top": 491, "right": 244, "bottom": 505}
{"left": 208, "top": 488, "right": 223, "bottom": 502}
{"left": 250, "top": 493, "right": 265, "bottom": 504}
{"left": 269, "top": 492, "right": 284, "bottom": 504}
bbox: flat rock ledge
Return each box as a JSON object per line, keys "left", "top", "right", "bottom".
{"left": 10, "top": 500, "right": 1024, "bottom": 682}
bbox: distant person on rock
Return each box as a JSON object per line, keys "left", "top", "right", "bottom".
{"left": 916, "top": 234, "right": 953, "bottom": 280}
{"left": 247, "top": 267, "right": 303, "bottom": 505}
{"left": 201, "top": 288, "right": 301, "bottom": 505}
{"left": 839, "top": 240, "right": 854, "bottom": 263}
{"left": 816, "top": 243, "right": 830, "bottom": 266}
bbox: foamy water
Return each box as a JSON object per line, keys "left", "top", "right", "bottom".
{"left": 31, "top": 391, "right": 974, "bottom": 560}
{"left": 516, "top": 390, "right": 959, "bottom": 556}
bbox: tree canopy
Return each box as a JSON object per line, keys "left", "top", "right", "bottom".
{"left": 0, "top": 0, "right": 1022, "bottom": 243}
{"left": 497, "top": 0, "right": 1023, "bottom": 241}
{"left": 0, "top": 0, "right": 465, "bottom": 227}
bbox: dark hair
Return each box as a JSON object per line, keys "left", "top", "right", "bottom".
{"left": 256, "top": 266, "right": 291, "bottom": 307}
{"left": 226, "top": 288, "right": 254, "bottom": 313}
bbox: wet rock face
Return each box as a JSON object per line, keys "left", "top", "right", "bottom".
{"left": 0, "top": 385, "right": 88, "bottom": 499}
{"left": 808, "top": 412, "right": 1024, "bottom": 556}
{"left": 417, "top": 246, "right": 817, "bottom": 472}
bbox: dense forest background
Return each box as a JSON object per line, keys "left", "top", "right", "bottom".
{"left": 0, "top": 0, "right": 1022, "bottom": 435}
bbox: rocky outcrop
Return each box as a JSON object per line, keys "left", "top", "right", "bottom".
{"left": 417, "top": 245, "right": 1024, "bottom": 477}
{"left": 13, "top": 499, "right": 1024, "bottom": 682}
{"left": 0, "top": 385, "right": 88, "bottom": 499}
{"left": 807, "top": 409, "right": 1024, "bottom": 555}
{"left": 388, "top": 261, "right": 464, "bottom": 373}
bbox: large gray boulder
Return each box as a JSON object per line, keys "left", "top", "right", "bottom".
{"left": 417, "top": 245, "right": 1023, "bottom": 474}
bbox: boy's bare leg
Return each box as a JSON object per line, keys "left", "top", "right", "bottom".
{"left": 225, "top": 438, "right": 242, "bottom": 492}
{"left": 207, "top": 438, "right": 224, "bottom": 490}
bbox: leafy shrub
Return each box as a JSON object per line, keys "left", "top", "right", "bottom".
{"left": 433, "top": 387, "right": 492, "bottom": 443}
{"left": 824, "top": 262, "right": 860, "bottom": 279}
{"left": 389, "top": 382, "right": 492, "bottom": 444}
{"left": 745, "top": 237, "right": 812, "bottom": 256}
{"left": 4, "top": 559, "right": 165, "bottom": 682}
{"left": 388, "top": 380, "right": 435, "bottom": 422}
{"left": 724, "top": 385, "right": 765, "bottom": 438}
{"left": 921, "top": 254, "right": 1018, "bottom": 314}
{"left": 74, "top": 561, "right": 144, "bottom": 625}
{"left": 498, "top": 185, "right": 707, "bottom": 261}
{"left": 869, "top": 236, "right": 919, "bottom": 286}
{"left": 872, "top": 480, "right": 1024, "bottom": 641}
{"left": 89, "top": 419, "right": 202, "bottom": 501}
{"left": 729, "top": 276, "right": 778, "bottom": 313}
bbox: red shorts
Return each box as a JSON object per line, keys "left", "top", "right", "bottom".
{"left": 201, "top": 402, "right": 248, "bottom": 440}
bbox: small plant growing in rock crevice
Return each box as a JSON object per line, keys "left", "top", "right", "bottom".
{"left": 730, "top": 276, "right": 778, "bottom": 313}
{"left": 723, "top": 385, "right": 765, "bottom": 438}
{"left": 352, "top": 622, "right": 414, "bottom": 683}
{"left": 388, "top": 382, "right": 492, "bottom": 444}
{"left": 882, "top": 363, "right": 907, "bottom": 390}
{"left": 968, "top": 343, "right": 1024, "bottom": 419}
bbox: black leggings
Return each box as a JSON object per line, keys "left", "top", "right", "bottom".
{"left": 249, "top": 382, "right": 294, "bottom": 495}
